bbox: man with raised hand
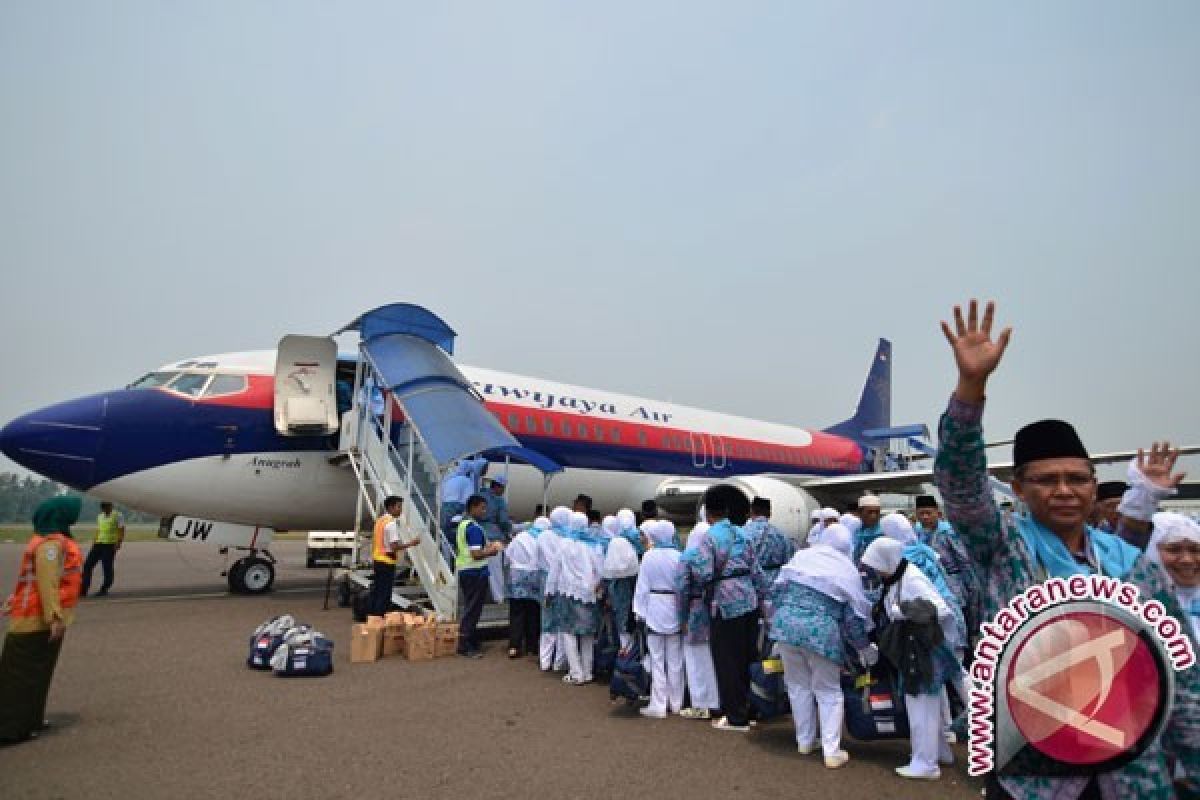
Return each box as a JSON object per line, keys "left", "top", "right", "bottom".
{"left": 933, "top": 298, "right": 1197, "bottom": 798}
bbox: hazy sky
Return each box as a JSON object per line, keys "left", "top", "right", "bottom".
{"left": 2, "top": 3, "right": 1198, "bottom": 479}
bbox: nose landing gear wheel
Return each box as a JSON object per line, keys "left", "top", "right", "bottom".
{"left": 228, "top": 556, "right": 275, "bottom": 594}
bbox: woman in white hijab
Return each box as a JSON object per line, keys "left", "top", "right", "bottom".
{"left": 768, "top": 523, "right": 874, "bottom": 768}
{"left": 602, "top": 517, "right": 641, "bottom": 650}
{"left": 633, "top": 520, "right": 685, "bottom": 718}
{"left": 1146, "top": 512, "right": 1200, "bottom": 642}
{"left": 552, "top": 511, "right": 603, "bottom": 684}
{"left": 860, "top": 537, "right": 957, "bottom": 781}
{"left": 537, "top": 507, "right": 571, "bottom": 672}
{"left": 505, "top": 517, "right": 546, "bottom": 658}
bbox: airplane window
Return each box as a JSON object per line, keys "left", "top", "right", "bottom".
{"left": 507, "top": 413, "right": 519, "bottom": 430}
{"left": 542, "top": 418, "right": 554, "bottom": 434}
{"left": 609, "top": 428, "right": 620, "bottom": 443}
{"left": 560, "top": 420, "right": 572, "bottom": 436}
{"left": 170, "top": 372, "right": 212, "bottom": 398}
{"left": 129, "top": 371, "right": 180, "bottom": 389}
{"left": 203, "top": 375, "right": 247, "bottom": 397}
{"left": 526, "top": 415, "right": 536, "bottom": 432}
{"left": 593, "top": 425, "right": 604, "bottom": 440}
{"left": 637, "top": 430, "right": 647, "bottom": 445}
{"left": 577, "top": 424, "right": 588, "bottom": 439}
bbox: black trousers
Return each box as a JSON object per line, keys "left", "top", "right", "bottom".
{"left": 710, "top": 611, "right": 758, "bottom": 726}
{"left": 458, "top": 570, "right": 489, "bottom": 654}
{"left": 369, "top": 561, "right": 396, "bottom": 617}
{"left": 81, "top": 543, "right": 117, "bottom": 595}
{"left": 0, "top": 631, "right": 64, "bottom": 742}
{"left": 508, "top": 598, "right": 541, "bottom": 654}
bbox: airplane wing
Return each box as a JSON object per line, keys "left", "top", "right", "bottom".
{"left": 657, "top": 444, "right": 1200, "bottom": 513}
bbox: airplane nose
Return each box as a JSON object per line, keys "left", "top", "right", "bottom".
{"left": 0, "top": 395, "right": 106, "bottom": 489}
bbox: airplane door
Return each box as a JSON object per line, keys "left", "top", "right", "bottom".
{"left": 689, "top": 432, "right": 707, "bottom": 469}
{"left": 710, "top": 435, "right": 727, "bottom": 470}
{"left": 274, "top": 335, "right": 338, "bottom": 436}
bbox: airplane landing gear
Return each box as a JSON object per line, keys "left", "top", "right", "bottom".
{"left": 225, "top": 549, "right": 277, "bottom": 594}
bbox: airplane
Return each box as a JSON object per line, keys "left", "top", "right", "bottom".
{"left": 1, "top": 303, "right": 1190, "bottom": 596}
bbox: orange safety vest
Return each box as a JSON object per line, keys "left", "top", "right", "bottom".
{"left": 372, "top": 514, "right": 396, "bottom": 565}
{"left": 7, "top": 533, "right": 83, "bottom": 621}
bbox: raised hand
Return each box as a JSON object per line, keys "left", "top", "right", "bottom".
{"left": 1136, "top": 441, "right": 1187, "bottom": 491}
{"left": 941, "top": 299, "right": 1012, "bottom": 403}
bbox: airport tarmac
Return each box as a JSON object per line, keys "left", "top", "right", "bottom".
{"left": 0, "top": 542, "right": 981, "bottom": 799}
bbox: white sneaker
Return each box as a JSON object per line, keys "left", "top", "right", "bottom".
{"left": 796, "top": 742, "right": 816, "bottom": 755}
{"left": 639, "top": 708, "right": 667, "bottom": 719}
{"left": 710, "top": 716, "right": 751, "bottom": 732}
{"left": 895, "top": 765, "right": 941, "bottom": 780}
{"left": 824, "top": 751, "right": 850, "bottom": 769}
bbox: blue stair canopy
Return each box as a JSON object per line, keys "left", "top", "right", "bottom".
{"left": 338, "top": 303, "right": 458, "bottom": 354}
{"left": 351, "top": 310, "right": 561, "bottom": 475}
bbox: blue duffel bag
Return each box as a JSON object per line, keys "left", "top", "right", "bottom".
{"left": 247, "top": 615, "right": 300, "bottom": 670}
{"left": 272, "top": 631, "right": 335, "bottom": 678}
{"left": 748, "top": 657, "right": 790, "bottom": 721}
{"left": 841, "top": 666, "right": 910, "bottom": 740}
{"left": 609, "top": 626, "right": 650, "bottom": 705}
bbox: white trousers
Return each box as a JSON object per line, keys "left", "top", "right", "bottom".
{"left": 683, "top": 641, "right": 719, "bottom": 710}
{"left": 646, "top": 633, "right": 685, "bottom": 714}
{"left": 562, "top": 633, "right": 595, "bottom": 682}
{"left": 904, "top": 692, "right": 943, "bottom": 775}
{"left": 539, "top": 632, "right": 568, "bottom": 671}
{"left": 778, "top": 644, "right": 843, "bottom": 757}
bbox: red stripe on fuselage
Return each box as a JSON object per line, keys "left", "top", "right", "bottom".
{"left": 182, "top": 375, "right": 862, "bottom": 472}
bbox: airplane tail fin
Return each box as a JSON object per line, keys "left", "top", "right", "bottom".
{"left": 823, "top": 338, "right": 891, "bottom": 443}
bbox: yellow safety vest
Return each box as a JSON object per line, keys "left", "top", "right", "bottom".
{"left": 456, "top": 518, "right": 486, "bottom": 572}
{"left": 372, "top": 514, "right": 396, "bottom": 565}
{"left": 96, "top": 512, "right": 122, "bottom": 545}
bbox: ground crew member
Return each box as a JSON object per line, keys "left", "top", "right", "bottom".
{"left": 81, "top": 501, "right": 124, "bottom": 597}
{"left": 0, "top": 496, "right": 84, "bottom": 745}
{"left": 457, "top": 494, "right": 503, "bottom": 658}
{"left": 369, "top": 496, "right": 419, "bottom": 617}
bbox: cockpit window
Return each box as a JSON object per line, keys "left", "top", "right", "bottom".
{"left": 169, "top": 373, "right": 213, "bottom": 398}
{"left": 129, "top": 371, "right": 181, "bottom": 389}
{"left": 203, "top": 374, "right": 247, "bottom": 397}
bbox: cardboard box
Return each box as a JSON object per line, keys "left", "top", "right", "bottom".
{"left": 351, "top": 623, "right": 383, "bottom": 663}
{"left": 381, "top": 612, "right": 408, "bottom": 657}
{"left": 434, "top": 623, "right": 459, "bottom": 658}
{"left": 403, "top": 624, "right": 436, "bottom": 661}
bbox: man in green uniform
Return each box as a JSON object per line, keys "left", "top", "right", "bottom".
{"left": 82, "top": 501, "right": 124, "bottom": 597}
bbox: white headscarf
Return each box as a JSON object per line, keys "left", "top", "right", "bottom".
{"left": 650, "top": 520, "right": 676, "bottom": 548}
{"left": 616, "top": 509, "right": 636, "bottom": 531}
{"left": 570, "top": 511, "right": 588, "bottom": 533}
{"left": 818, "top": 522, "right": 854, "bottom": 559}
{"left": 634, "top": 527, "right": 683, "bottom": 634}
{"left": 602, "top": 515, "right": 620, "bottom": 538}
{"left": 862, "top": 537, "right": 952, "bottom": 632}
{"left": 861, "top": 537, "right": 905, "bottom": 576}
{"left": 776, "top": 523, "right": 872, "bottom": 623}
{"left": 554, "top": 536, "right": 600, "bottom": 604}
{"left": 819, "top": 507, "right": 840, "bottom": 525}
{"left": 810, "top": 509, "right": 821, "bottom": 523}
{"left": 532, "top": 516, "right": 551, "bottom": 531}
{"left": 1147, "top": 512, "right": 1200, "bottom": 570}
{"left": 602, "top": 536, "right": 640, "bottom": 579}
{"left": 549, "top": 506, "right": 572, "bottom": 531}
{"left": 840, "top": 513, "right": 862, "bottom": 536}
{"left": 881, "top": 512, "right": 917, "bottom": 545}
{"left": 505, "top": 530, "right": 539, "bottom": 572}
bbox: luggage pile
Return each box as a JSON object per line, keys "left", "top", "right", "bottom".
{"left": 246, "top": 614, "right": 334, "bottom": 677}
{"left": 351, "top": 612, "right": 460, "bottom": 664}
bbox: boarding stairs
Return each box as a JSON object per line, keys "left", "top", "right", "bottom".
{"left": 329, "top": 303, "right": 563, "bottom": 623}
